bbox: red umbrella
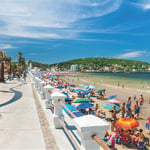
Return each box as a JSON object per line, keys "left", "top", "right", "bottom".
{"left": 115, "top": 117, "right": 139, "bottom": 130}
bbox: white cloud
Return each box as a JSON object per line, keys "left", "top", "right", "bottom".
{"left": 118, "top": 51, "right": 147, "bottom": 59}
{"left": 0, "top": 0, "right": 122, "bottom": 39}
{"left": 131, "top": 0, "right": 150, "bottom": 10}
{"left": 0, "top": 44, "right": 16, "bottom": 49}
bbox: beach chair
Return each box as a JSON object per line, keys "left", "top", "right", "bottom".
{"left": 106, "top": 135, "right": 115, "bottom": 149}
{"left": 115, "top": 130, "right": 121, "bottom": 144}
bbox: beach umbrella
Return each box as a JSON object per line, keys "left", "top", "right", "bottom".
{"left": 107, "top": 95, "right": 117, "bottom": 100}
{"left": 62, "top": 104, "right": 76, "bottom": 113}
{"left": 115, "top": 117, "right": 139, "bottom": 130}
{"left": 50, "top": 75, "right": 56, "bottom": 79}
{"left": 65, "top": 97, "right": 72, "bottom": 102}
{"left": 85, "top": 84, "right": 96, "bottom": 89}
{"left": 106, "top": 99, "right": 121, "bottom": 105}
{"left": 56, "top": 86, "right": 64, "bottom": 89}
{"left": 74, "top": 98, "right": 91, "bottom": 103}
{"left": 62, "top": 91, "right": 68, "bottom": 96}
{"left": 102, "top": 103, "right": 120, "bottom": 110}
{"left": 97, "top": 89, "right": 105, "bottom": 94}
{"left": 70, "top": 84, "right": 75, "bottom": 87}
{"left": 79, "top": 84, "right": 85, "bottom": 87}
{"left": 74, "top": 89, "right": 84, "bottom": 93}
{"left": 76, "top": 102, "right": 94, "bottom": 110}
{"left": 80, "top": 90, "right": 91, "bottom": 96}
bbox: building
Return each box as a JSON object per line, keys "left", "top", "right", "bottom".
{"left": 70, "top": 65, "right": 78, "bottom": 72}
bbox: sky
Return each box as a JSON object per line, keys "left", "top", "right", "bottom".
{"left": 0, "top": 0, "right": 150, "bottom": 64}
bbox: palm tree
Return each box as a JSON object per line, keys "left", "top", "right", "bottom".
{"left": 0, "top": 61, "right": 5, "bottom": 82}
{"left": 0, "top": 50, "right": 5, "bottom": 82}
{"left": 17, "top": 52, "right": 22, "bottom": 64}
{"left": 17, "top": 52, "right": 27, "bottom": 73}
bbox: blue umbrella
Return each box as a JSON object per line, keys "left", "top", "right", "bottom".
{"left": 102, "top": 103, "right": 120, "bottom": 110}
{"left": 65, "top": 97, "right": 72, "bottom": 101}
{"left": 56, "top": 86, "right": 64, "bottom": 89}
{"left": 74, "top": 89, "right": 84, "bottom": 93}
{"left": 107, "top": 95, "right": 117, "bottom": 100}
{"left": 62, "top": 104, "right": 76, "bottom": 113}
{"left": 62, "top": 92, "right": 68, "bottom": 96}
{"left": 76, "top": 102, "right": 94, "bottom": 110}
{"left": 80, "top": 90, "right": 91, "bottom": 96}
{"left": 85, "top": 85, "right": 96, "bottom": 89}
{"left": 79, "top": 84, "right": 85, "bottom": 87}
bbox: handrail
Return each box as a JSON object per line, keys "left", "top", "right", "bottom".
{"left": 92, "top": 135, "right": 111, "bottom": 150}
{"left": 59, "top": 100, "right": 77, "bottom": 118}
{"left": 58, "top": 118, "right": 80, "bottom": 150}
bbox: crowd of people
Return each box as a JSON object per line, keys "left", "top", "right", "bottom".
{"left": 8, "top": 71, "right": 27, "bottom": 82}
{"left": 41, "top": 75, "right": 150, "bottom": 149}
{"left": 102, "top": 94, "right": 150, "bottom": 149}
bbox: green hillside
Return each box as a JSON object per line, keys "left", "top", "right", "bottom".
{"left": 31, "top": 57, "right": 150, "bottom": 72}
{"left": 49, "top": 57, "right": 150, "bottom": 72}
{"left": 50, "top": 57, "right": 149, "bottom": 66}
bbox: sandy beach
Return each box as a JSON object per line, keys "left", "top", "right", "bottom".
{"left": 1, "top": 73, "right": 150, "bottom": 150}
{"left": 59, "top": 73, "right": 150, "bottom": 149}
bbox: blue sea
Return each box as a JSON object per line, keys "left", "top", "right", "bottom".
{"left": 87, "top": 72, "right": 150, "bottom": 81}
{"left": 73, "top": 72, "right": 150, "bottom": 90}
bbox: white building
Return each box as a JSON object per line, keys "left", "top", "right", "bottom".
{"left": 70, "top": 65, "right": 78, "bottom": 72}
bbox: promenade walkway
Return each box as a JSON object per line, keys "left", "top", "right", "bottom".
{"left": 0, "top": 78, "right": 53, "bottom": 149}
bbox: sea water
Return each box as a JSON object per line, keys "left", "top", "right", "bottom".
{"left": 70, "top": 72, "right": 150, "bottom": 90}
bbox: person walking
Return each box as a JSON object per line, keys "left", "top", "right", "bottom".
{"left": 23, "top": 71, "right": 27, "bottom": 82}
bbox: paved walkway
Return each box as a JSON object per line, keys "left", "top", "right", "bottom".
{"left": 0, "top": 79, "right": 46, "bottom": 149}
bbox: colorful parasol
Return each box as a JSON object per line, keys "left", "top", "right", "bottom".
{"left": 85, "top": 84, "right": 96, "bottom": 89}
{"left": 115, "top": 117, "right": 139, "bottom": 130}
{"left": 106, "top": 99, "right": 121, "bottom": 105}
{"left": 102, "top": 103, "right": 120, "bottom": 110}
{"left": 76, "top": 102, "right": 94, "bottom": 110}
{"left": 73, "top": 98, "right": 91, "bottom": 103}
{"left": 74, "top": 89, "right": 84, "bottom": 93}
{"left": 97, "top": 89, "right": 105, "bottom": 94}
{"left": 107, "top": 95, "right": 117, "bottom": 100}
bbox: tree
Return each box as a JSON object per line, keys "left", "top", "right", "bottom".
{"left": 0, "top": 50, "right": 5, "bottom": 82}
{"left": 17, "top": 52, "right": 22, "bottom": 64}
{"left": 17, "top": 52, "right": 26, "bottom": 72}
{"left": 0, "top": 61, "right": 5, "bottom": 82}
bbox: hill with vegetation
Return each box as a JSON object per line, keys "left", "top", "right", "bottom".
{"left": 31, "top": 57, "right": 150, "bottom": 72}
{"left": 53, "top": 57, "right": 149, "bottom": 65}
{"left": 31, "top": 61, "right": 50, "bottom": 70}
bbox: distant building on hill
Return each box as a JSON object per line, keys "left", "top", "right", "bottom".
{"left": 104, "top": 66, "right": 110, "bottom": 72}
{"left": 70, "top": 65, "right": 78, "bottom": 72}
